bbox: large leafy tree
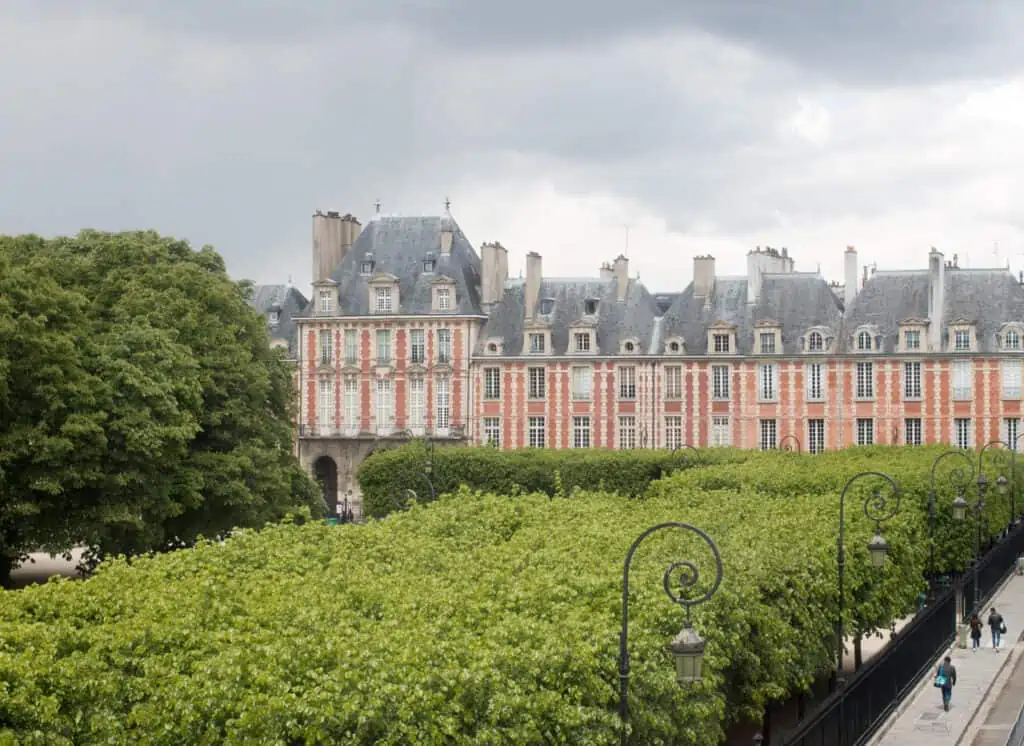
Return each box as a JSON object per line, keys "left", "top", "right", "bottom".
{"left": 0, "top": 231, "right": 319, "bottom": 586}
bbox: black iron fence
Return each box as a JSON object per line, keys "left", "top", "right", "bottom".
{"left": 781, "top": 521, "right": 1024, "bottom": 746}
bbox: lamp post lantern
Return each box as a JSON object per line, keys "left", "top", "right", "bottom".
{"left": 835, "top": 471, "right": 901, "bottom": 746}
{"left": 928, "top": 451, "right": 974, "bottom": 593}
{"left": 618, "top": 522, "right": 723, "bottom": 745}
{"left": 978, "top": 440, "right": 1013, "bottom": 532}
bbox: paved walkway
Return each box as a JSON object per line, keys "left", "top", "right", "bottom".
{"left": 871, "top": 571, "right": 1024, "bottom": 746}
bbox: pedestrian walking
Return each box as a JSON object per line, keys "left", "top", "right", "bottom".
{"left": 934, "top": 655, "right": 957, "bottom": 712}
{"left": 988, "top": 607, "right": 1007, "bottom": 650}
{"left": 969, "top": 613, "right": 983, "bottom": 651}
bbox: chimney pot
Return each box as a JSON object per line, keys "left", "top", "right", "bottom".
{"left": 525, "top": 252, "right": 543, "bottom": 318}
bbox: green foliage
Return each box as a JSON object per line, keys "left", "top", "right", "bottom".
{"left": 652, "top": 444, "right": 1020, "bottom": 577}
{"left": 0, "top": 478, "right": 925, "bottom": 745}
{"left": 0, "top": 231, "right": 320, "bottom": 584}
{"left": 358, "top": 443, "right": 753, "bottom": 517}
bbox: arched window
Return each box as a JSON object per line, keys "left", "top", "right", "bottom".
{"left": 857, "top": 331, "right": 872, "bottom": 351}
{"left": 808, "top": 331, "right": 823, "bottom": 352}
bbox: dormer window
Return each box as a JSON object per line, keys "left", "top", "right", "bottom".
{"left": 375, "top": 286, "right": 392, "bottom": 314}
{"left": 998, "top": 323, "right": 1024, "bottom": 351}
{"left": 318, "top": 289, "right": 332, "bottom": 314}
{"left": 664, "top": 336, "right": 685, "bottom": 355}
{"left": 669, "top": 341, "right": 680, "bottom": 353}
{"left": 437, "top": 287, "right": 451, "bottom": 310}
{"left": 423, "top": 257, "right": 436, "bottom": 273}
{"left": 432, "top": 280, "right": 456, "bottom": 312}
{"left": 948, "top": 321, "right": 975, "bottom": 353}
{"left": 1006, "top": 330, "right": 1021, "bottom": 350}
{"left": 624, "top": 341, "right": 635, "bottom": 352}
{"left": 527, "top": 331, "right": 548, "bottom": 354}
{"left": 808, "top": 331, "right": 823, "bottom": 352}
{"left": 269, "top": 310, "right": 280, "bottom": 325}
{"left": 620, "top": 337, "right": 641, "bottom": 355}
{"left": 584, "top": 298, "right": 599, "bottom": 315}
{"left": 483, "top": 338, "right": 504, "bottom": 356}
{"left": 954, "top": 330, "right": 970, "bottom": 351}
{"left": 487, "top": 342, "right": 497, "bottom": 353}
{"left": 857, "top": 331, "right": 872, "bottom": 351}
{"left": 707, "top": 322, "right": 737, "bottom": 355}
{"left": 905, "top": 330, "right": 920, "bottom": 350}
{"left": 714, "top": 335, "right": 730, "bottom": 353}
{"left": 540, "top": 298, "right": 555, "bottom": 315}
{"left": 759, "top": 332, "right": 776, "bottom": 354}
{"left": 896, "top": 320, "right": 927, "bottom": 353}
{"left": 574, "top": 332, "right": 592, "bottom": 353}
{"left": 360, "top": 260, "right": 374, "bottom": 275}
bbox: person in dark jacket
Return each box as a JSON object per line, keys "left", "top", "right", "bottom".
{"left": 989, "top": 607, "right": 1006, "bottom": 650}
{"left": 969, "top": 613, "right": 983, "bottom": 651}
{"left": 937, "top": 656, "right": 957, "bottom": 711}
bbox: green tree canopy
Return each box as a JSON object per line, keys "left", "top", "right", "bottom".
{"left": 0, "top": 231, "right": 319, "bottom": 586}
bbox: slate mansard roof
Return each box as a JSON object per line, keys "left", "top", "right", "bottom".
{"left": 475, "top": 277, "right": 662, "bottom": 356}
{"left": 844, "top": 268, "right": 1024, "bottom": 353}
{"left": 326, "top": 215, "right": 484, "bottom": 317}
{"left": 659, "top": 273, "right": 844, "bottom": 355}
{"left": 249, "top": 284, "right": 309, "bottom": 357}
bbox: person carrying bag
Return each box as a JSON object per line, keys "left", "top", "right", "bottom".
{"left": 934, "top": 655, "right": 957, "bottom": 711}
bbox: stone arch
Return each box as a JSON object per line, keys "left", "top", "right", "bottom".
{"left": 313, "top": 456, "right": 339, "bottom": 517}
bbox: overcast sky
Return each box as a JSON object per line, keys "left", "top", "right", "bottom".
{"left": 2, "top": 1, "right": 1023, "bottom": 293}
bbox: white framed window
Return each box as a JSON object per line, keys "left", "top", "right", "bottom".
{"left": 528, "top": 416, "right": 546, "bottom": 448}
{"left": 436, "top": 329, "right": 452, "bottom": 363}
{"left": 665, "top": 366, "right": 682, "bottom": 399}
{"left": 712, "top": 365, "right": 730, "bottom": 400}
{"left": 619, "top": 366, "right": 636, "bottom": 399}
{"left": 318, "top": 289, "right": 332, "bottom": 313}
{"left": 344, "top": 329, "right": 358, "bottom": 364}
{"left": 857, "top": 331, "right": 872, "bottom": 351}
{"left": 808, "top": 419, "right": 825, "bottom": 454}
{"left": 360, "top": 260, "right": 373, "bottom": 275}
{"left": 437, "top": 287, "right": 451, "bottom": 311}
{"left": 807, "top": 331, "right": 824, "bottom": 352}
{"left": 904, "top": 330, "right": 920, "bottom": 351}
{"left": 318, "top": 378, "right": 334, "bottom": 432}
{"left": 856, "top": 418, "right": 874, "bottom": 446}
{"left": 375, "top": 329, "right": 391, "bottom": 364}
{"left": 665, "top": 416, "right": 683, "bottom": 451}
{"left": 1003, "top": 360, "right": 1022, "bottom": 399}
{"left": 375, "top": 378, "right": 393, "bottom": 434}
{"left": 954, "top": 417, "right": 972, "bottom": 449}
{"left": 435, "top": 377, "right": 450, "bottom": 431}
{"left": 528, "top": 367, "right": 546, "bottom": 399}
{"left": 1004, "top": 418, "right": 1020, "bottom": 451}
{"left": 855, "top": 362, "right": 874, "bottom": 399}
{"left": 483, "top": 417, "right": 500, "bottom": 447}
{"left": 952, "top": 360, "right": 972, "bottom": 400}
{"left": 954, "top": 329, "right": 971, "bottom": 351}
{"left": 759, "top": 419, "right": 777, "bottom": 450}
{"left": 905, "top": 418, "right": 922, "bottom": 446}
{"left": 711, "top": 416, "right": 730, "bottom": 447}
{"left": 618, "top": 416, "right": 636, "bottom": 449}
{"left": 574, "top": 332, "right": 591, "bottom": 353}
{"left": 572, "top": 416, "right": 591, "bottom": 448}
{"left": 343, "top": 378, "right": 359, "bottom": 434}
{"left": 484, "top": 368, "right": 501, "bottom": 400}
{"left": 375, "top": 286, "right": 392, "bottom": 314}
{"left": 319, "top": 329, "right": 333, "bottom": 364}
{"left": 904, "top": 362, "right": 922, "bottom": 399}
{"left": 759, "top": 332, "right": 776, "bottom": 354}
{"left": 571, "top": 366, "right": 592, "bottom": 400}
{"left": 410, "top": 329, "right": 425, "bottom": 364}
{"left": 529, "top": 333, "right": 546, "bottom": 354}
{"left": 712, "top": 333, "right": 730, "bottom": 353}
{"left": 408, "top": 377, "right": 424, "bottom": 431}
{"left": 806, "top": 363, "right": 824, "bottom": 401}
{"left": 758, "top": 363, "right": 777, "bottom": 401}
{"left": 269, "top": 310, "right": 280, "bottom": 325}
{"left": 1006, "top": 330, "right": 1021, "bottom": 350}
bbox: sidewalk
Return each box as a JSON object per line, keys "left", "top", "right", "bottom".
{"left": 871, "top": 572, "right": 1024, "bottom": 746}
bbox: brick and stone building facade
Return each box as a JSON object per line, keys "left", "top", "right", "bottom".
{"left": 251, "top": 208, "right": 1024, "bottom": 517}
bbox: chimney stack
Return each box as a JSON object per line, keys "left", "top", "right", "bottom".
{"left": 480, "top": 241, "right": 509, "bottom": 310}
{"left": 613, "top": 254, "right": 629, "bottom": 302}
{"left": 844, "top": 246, "right": 858, "bottom": 308}
{"left": 600, "top": 262, "right": 614, "bottom": 281}
{"left": 928, "top": 248, "right": 945, "bottom": 350}
{"left": 693, "top": 255, "right": 716, "bottom": 298}
{"left": 525, "top": 252, "right": 543, "bottom": 319}
{"left": 313, "top": 210, "right": 360, "bottom": 283}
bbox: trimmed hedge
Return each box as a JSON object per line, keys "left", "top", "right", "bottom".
{"left": 357, "top": 443, "right": 755, "bottom": 517}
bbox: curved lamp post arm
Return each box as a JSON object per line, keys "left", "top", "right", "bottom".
{"left": 836, "top": 471, "right": 900, "bottom": 682}
{"left": 618, "top": 522, "right": 723, "bottom": 745}
{"left": 779, "top": 434, "right": 802, "bottom": 453}
{"left": 671, "top": 444, "right": 701, "bottom": 473}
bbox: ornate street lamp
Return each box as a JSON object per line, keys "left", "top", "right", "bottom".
{"left": 779, "top": 434, "right": 802, "bottom": 453}
{"left": 618, "top": 522, "right": 724, "bottom": 745}
{"left": 835, "top": 471, "right": 900, "bottom": 746}
{"left": 928, "top": 450, "right": 974, "bottom": 591}
{"left": 978, "top": 440, "right": 1013, "bottom": 532}
{"left": 671, "top": 444, "right": 701, "bottom": 469}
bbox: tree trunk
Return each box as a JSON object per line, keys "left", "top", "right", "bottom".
{"left": 0, "top": 553, "right": 16, "bottom": 590}
{"left": 854, "top": 634, "right": 863, "bottom": 670}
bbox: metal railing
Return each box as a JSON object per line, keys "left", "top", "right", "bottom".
{"left": 782, "top": 521, "right": 1024, "bottom": 746}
